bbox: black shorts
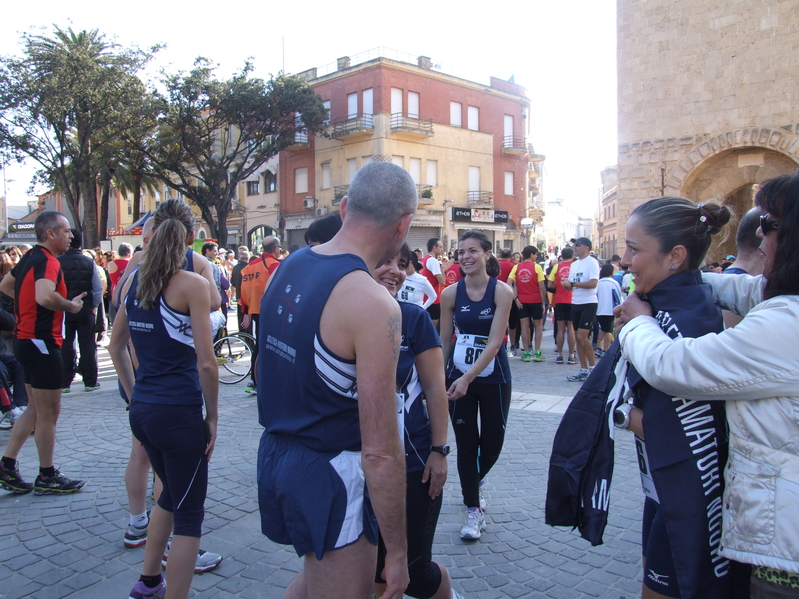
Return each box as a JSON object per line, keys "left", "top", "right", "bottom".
{"left": 571, "top": 303, "right": 598, "bottom": 330}
{"left": 426, "top": 303, "right": 441, "bottom": 320}
{"left": 642, "top": 498, "right": 681, "bottom": 597}
{"left": 597, "top": 315, "right": 614, "bottom": 333}
{"left": 14, "top": 338, "right": 63, "bottom": 390}
{"left": 518, "top": 302, "right": 543, "bottom": 320}
{"left": 553, "top": 303, "right": 572, "bottom": 322}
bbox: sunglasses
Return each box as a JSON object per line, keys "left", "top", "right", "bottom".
{"left": 573, "top": 242, "right": 583, "bottom": 247}
{"left": 760, "top": 215, "right": 780, "bottom": 236}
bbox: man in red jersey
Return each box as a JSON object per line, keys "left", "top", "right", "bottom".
{"left": 508, "top": 246, "right": 547, "bottom": 362}
{"left": 0, "top": 212, "right": 86, "bottom": 495}
{"left": 497, "top": 249, "right": 519, "bottom": 356}
{"left": 547, "top": 247, "right": 576, "bottom": 365}
{"left": 420, "top": 238, "right": 451, "bottom": 327}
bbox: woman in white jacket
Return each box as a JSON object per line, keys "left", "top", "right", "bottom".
{"left": 398, "top": 252, "right": 438, "bottom": 310}
{"left": 617, "top": 171, "right": 799, "bottom": 598}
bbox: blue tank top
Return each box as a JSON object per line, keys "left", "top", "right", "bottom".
{"left": 182, "top": 248, "right": 195, "bottom": 272}
{"left": 124, "top": 271, "right": 202, "bottom": 405}
{"left": 446, "top": 277, "right": 511, "bottom": 384}
{"left": 257, "top": 247, "right": 370, "bottom": 452}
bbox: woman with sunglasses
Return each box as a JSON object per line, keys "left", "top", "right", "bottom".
{"left": 440, "top": 230, "right": 513, "bottom": 541}
{"left": 617, "top": 171, "right": 799, "bottom": 598}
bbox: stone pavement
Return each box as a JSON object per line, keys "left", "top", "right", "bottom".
{"left": 0, "top": 330, "right": 646, "bottom": 599}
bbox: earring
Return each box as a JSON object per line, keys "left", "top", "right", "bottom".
{"left": 669, "top": 265, "right": 676, "bottom": 270}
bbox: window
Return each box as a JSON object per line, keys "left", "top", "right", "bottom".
{"left": 154, "top": 191, "right": 161, "bottom": 207}
{"left": 408, "top": 92, "right": 420, "bottom": 119}
{"left": 295, "top": 167, "right": 308, "bottom": 194}
{"left": 321, "top": 162, "right": 331, "bottom": 189}
{"left": 247, "top": 181, "right": 260, "bottom": 195}
{"left": 392, "top": 156, "right": 404, "bottom": 168}
{"left": 504, "top": 115, "right": 514, "bottom": 138}
{"left": 347, "top": 158, "right": 357, "bottom": 183}
{"left": 427, "top": 161, "right": 437, "bottom": 187}
{"left": 347, "top": 92, "right": 358, "bottom": 119}
{"left": 409, "top": 158, "right": 421, "bottom": 184}
{"left": 363, "top": 88, "right": 373, "bottom": 116}
{"left": 264, "top": 171, "right": 277, "bottom": 193}
{"left": 362, "top": 156, "right": 373, "bottom": 166}
{"left": 391, "top": 88, "right": 402, "bottom": 114}
{"left": 323, "top": 100, "right": 331, "bottom": 124}
{"left": 127, "top": 196, "right": 132, "bottom": 216}
{"left": 504, "top": 171, "right": 513, "bottom": 196}
{"left": 469, "top": 166, "right": 480, "bottom": 192}
{"left": 467, "top": 106, "right": 479, "bottom": 131}
{"left": 450, "top": 102, "right": 462, "bottom": 127}
{"left": 612, "top": 204, "right": 616, "bottom": 217}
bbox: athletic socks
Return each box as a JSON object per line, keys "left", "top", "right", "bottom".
{"left": 139, "top": 574, "right": 162, "bottom": 588}
{"left": 39, "top": 466, "right": 56, "bottom": 478}
{"left": 130, "top": 511, "right": 149, "bottom": 528}
{"left": 2, "top": 456, "right": 16, "bottom": 471}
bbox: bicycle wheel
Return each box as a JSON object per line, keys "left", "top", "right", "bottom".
{"left": 232, "top": 331, "right": 256, "bottom": 350}
{"left": 214, "top": 335, "right": 253, "bottom": 384}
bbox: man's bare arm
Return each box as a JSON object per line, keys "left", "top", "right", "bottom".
{"left": 35, "top": 278, "right": 84, "bottom": 314}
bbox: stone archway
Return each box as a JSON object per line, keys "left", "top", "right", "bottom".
{"left": 664, "top": 128, "right": 799, "bottom": 261}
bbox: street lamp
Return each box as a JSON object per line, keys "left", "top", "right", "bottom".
{"left": 2, "top": 170, "right": 14, "bottom": 236}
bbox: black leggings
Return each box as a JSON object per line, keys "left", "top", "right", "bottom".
{"left": 376, "top": 469, "right": 443, "bottom": 598}
{"left": 448, "top": 379, "right": 512, "bottom": 508}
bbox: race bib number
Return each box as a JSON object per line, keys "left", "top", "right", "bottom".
{"left": 453, "top": 334, "right": 494, "bottom": 378}
{"left": 635, "top": 435, "right": 660, "bottom": 503}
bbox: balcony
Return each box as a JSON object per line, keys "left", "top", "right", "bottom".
{"left": 467, "top": 191, "right": 493, "bottom": 206}
{"left": 333, "top": 185, "right": 349, "bottom": 205}
{"left": 416, "top": 184, "right": 434, "bottom": 205}
{"left": 390, "top": 113, "right": 434, "bottom": 138}
{"left": 502, "top": 136, "right": 528, "bottom": 155}
{"left": 330, "top": 115, "right": 374, "bottom": 139}
{"left": 287, "top": 130, "right": 309, "bottom": 149}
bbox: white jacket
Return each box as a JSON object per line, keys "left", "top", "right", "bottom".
{"left": 619, "top": 273, "right": 799, "bottom": 574}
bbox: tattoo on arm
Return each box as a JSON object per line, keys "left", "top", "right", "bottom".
{"left": 388, "top": 313, "right": 401, "bottom": 360}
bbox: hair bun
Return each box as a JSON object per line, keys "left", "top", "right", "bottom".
{"left": 697, "top": 203, "right": 732, "bottom": 236}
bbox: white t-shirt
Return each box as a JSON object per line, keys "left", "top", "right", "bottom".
{"left": 596, "top": 277, "right": 623, "bottom": 316}
{"left": 568, "top": 256, "right": 600, "bottom": 305}
{"left": 424, "top": 256, "right": 442, "bottom": 277}
{"left": 398, "top": 272, "right": 438, "bottom": 309}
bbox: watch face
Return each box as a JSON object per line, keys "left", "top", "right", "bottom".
{"left": 432, "top": 444, "right": 450, "bottom": 455}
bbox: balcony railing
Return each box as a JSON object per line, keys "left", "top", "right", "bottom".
{"left": 416, "top": 184, "right": 434, "bottom": 204}
{"left": 333, "top": 185, "right": 349, "bottom": 205}
{"left": 288, "top": 130, "right": 309, "bottom": 148}
{"left": 390, "top": 113, "right": 434, "bottom": 137}
{"left": 330, "top": 115, "right": 374, "bottom": 138}
{"left": 502, "top": 136, "right": 527, "bottom": 154}
{"left": 467, "top": 191, "right": 493, "bottom": 205}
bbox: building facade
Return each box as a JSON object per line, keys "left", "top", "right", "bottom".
{"left": 598, "top": 166, "right": 618, "bottom": 260}
{"left": 617, "top": 0, "right": 799, "bottom": 259}
{"left": 279, "top": 49, "right": 542, "bottom": 253}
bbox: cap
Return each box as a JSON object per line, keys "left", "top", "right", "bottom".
{"left": 726, "top": 255, "right": 736, "bottom": 260}
{"left": 570, "top": 237, "right": 593, "bottom": 250}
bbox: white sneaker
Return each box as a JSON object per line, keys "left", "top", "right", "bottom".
{"left": 460, "top": 508, "right": 486, "bottom": 540}
{"left": 162, "top": 537, "right": 222, "bottom": 573}
{"left": 10, "top": 406, "right": 25, "bottom": 423}
{"left": 0, "top": 411, "right": 11, "bottom": 430}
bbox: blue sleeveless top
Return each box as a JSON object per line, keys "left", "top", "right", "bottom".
{"left": 257, "top": 247, "right": 370, "bottom": 452}
{"left": 446, "top": 277, "right": 511, "bottom": 384}
{"left": 125, "top": 271, "right": 202, "bottom": 405}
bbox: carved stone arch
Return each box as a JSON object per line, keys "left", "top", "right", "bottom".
{"left": 664, "top": 127, "right": 799, "bottom": 259}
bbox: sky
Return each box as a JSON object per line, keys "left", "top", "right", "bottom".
{"left": 0, "top": 0, "right": 618, "bottom": 217}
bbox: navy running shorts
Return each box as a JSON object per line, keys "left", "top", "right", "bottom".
{"left": 554, "top": 303, "right": 572, "bottom": 322}
{"left": 518, "top": 302, "right": 544, "bottom": 321}
{"left": 642, "top": 498, "right": 681, "bottom": 597}
{"left": 15, "top": 338, "right": 63, "bottom": 390}
{"left": 257, "top": 431, "right": 378, "bottom": 560}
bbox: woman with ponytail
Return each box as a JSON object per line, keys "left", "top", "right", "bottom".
{"left": 440, "top": 229, "right": 513, "bottom": 541}
{"left": 110, "top": 200, "right": 219, "bottom": 599}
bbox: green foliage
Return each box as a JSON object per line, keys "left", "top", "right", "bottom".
{"left": 142, "top": 59, "right": 328, "bottom": 246}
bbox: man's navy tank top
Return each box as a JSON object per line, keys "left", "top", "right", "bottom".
{"left": 257, "top": 247, "right": 370, "bottom": 453}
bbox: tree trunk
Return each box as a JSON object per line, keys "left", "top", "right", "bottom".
{"left": 132, "top": 169, "right": 143, "bottom": 221}
{"left": 215, "top": 200, "right": 229, "bottom": 248}
{"left": 83, "top": 172, "right": 100, "bottom": 249}
{"left": 99, "top": 173, "right": 111, "bottom": 242}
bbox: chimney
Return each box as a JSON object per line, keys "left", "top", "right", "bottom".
{"left": 337, "top": 56, "right": 351, "bottom": 71}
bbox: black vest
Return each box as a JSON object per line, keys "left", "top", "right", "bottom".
{"left": 58, "top": 249, "right": 95, "bottom": 319}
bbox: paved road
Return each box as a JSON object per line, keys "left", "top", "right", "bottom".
{"left": 0, "top": 329, "right": 645, "bottom": 599}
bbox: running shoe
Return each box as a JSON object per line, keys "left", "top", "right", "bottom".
{"left": 567, "top": 355, "right": 578, "bottom": 365}
{"left": 0, "top": 461, "right": 33, "bottom": 494}
{"left": 128, "top": 578, "right": 165, "bottom": 599}
{"left": 124, "top": 522, "right": 149, "bottom": 548}
{"left": 84, "top": 384, "right": 101, "bottom": 392}
{"left": 594, "top": 349, "right": 604, "bottom": 358}
{"left": 460, "top": 508, "right": 486, "bottom": 540}
{"left": 452, "top": 591, "right": 466, "bottom": 599}
{"left": 162, "top": 541, "right": 222, "bottom": 573}
{"left": 0, "top": 411, "right": 12, "bottom": 430}
{"left": 556, "top": 354, "right": 564, "bottom": 365}
{"left": 10, "top": 406, "right": 26, "bottom": 423}
{"left": 62, "top": 388, "right": 71, "bottom": 394}
{"left": 521, "top": 351, "right": 531, "bottom": 363}
{"left": 33, "top": 470, "right": 85, "bottom": 495}
{"left": 567, "top": 369, "right": 589, "bottom": 382}
{"left": 244, "top": 381, "right": 256, "bottom": 394}
{"left": 532, "top": 350, "right": 546, "bottom": 362}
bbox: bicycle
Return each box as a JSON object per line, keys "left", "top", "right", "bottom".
{"left": 214, "top": 326, "right": 256, "bottom": 385}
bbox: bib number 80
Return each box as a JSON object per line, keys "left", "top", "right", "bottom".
{"left": 464, "top": 347, "right": 483, "bottom": 364}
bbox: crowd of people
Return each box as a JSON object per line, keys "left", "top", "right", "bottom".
{"left": 0, "top": 165, "right": 797, "bottom": 599}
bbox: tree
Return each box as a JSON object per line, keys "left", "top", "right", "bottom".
{"left": 0, "top": 26, "right": 157, "bottom": 247}
{"left": 142, "top": 59, "right": 328, "bottom": 247}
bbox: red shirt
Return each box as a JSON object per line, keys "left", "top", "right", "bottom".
{"left": 421, "top": 255, "right": 442, "bottom": 305}
{"left": 12, "top": 245, "right": 67, "bottom": 347}
{"left": 240, "top": 254, "right": 280, "bottom": 315}
{"left": 109, "top": 258, "right": 130, "bottom": 291}
{"left": 445, "top": 262, "right": 463, "bottom": 287}
{"left": 548, "top": 261, "right": 574, "bottom": 305}
{"left": 513, "top": 262, "right": 545, "bottom": 303}
{"left": 497, "top": 259, "right": 514, "bottom": 284}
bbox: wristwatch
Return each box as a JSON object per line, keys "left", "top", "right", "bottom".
{"left": 431, "top": 444, "right": 451, "bottom": 456}
{"left": 613, "top": 403, "right": 634, "bottom": 429}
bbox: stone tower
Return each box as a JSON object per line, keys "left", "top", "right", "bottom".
{"left": 616, "top": 0, "right": 799, "bottom": 258}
